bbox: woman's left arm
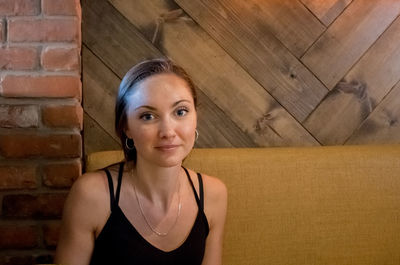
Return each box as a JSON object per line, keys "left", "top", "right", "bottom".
{"left": 202, "top": 176, "right": 228, "bottom": 265}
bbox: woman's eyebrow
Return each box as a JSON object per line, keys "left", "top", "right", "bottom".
{"left": 135, "top": 105, "right": 156, "bottom": 111}
{"left": 134, "top": 99, "right": 191, "bottom": 111}
{"left": 172, "top": 99, "right": 191, "bottom": 107}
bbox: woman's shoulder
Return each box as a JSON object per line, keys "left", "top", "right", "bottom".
{"left": 185, "top": 168, "right": 227, "bottom": 203}
{"left": 73, "top": 163, "right": 121, "bottom": 194}
{"left": 201, "top": 172, "right": 227, "bottom": 203}
{"left": 186, "top": 169, "right": 227, "bottom": 229}
{"left": 69, "top": 162, "right": 121, "bottom": 203}
{"left": 67, "top": 170, "right": 108, "bottom": 208}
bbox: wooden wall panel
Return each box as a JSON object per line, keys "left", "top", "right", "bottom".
{"left": 347, "top": 81, "right": 400, "bottom": 145}
{"left": 228, "top": 0, "right": 326, "bottom": 57}
{"left": 82, "top": 0, "right": 160, "bottom": 76}
{"left": 83, "top": 0, "right": 257, "bottom": 151}
{"left": 110, "top": 0, "right": 318, "bottom": 146}
{"left": 83, "top": 113, "right": 121, "bottom": 155}
{"left": 300, "top": 0, "right": 353, "bottom": 26}
{"left": 83, "top": 0, "right": 400, "bottom": 154}
{"left": 301, "top": 0, "right": 400, "bottom": 89}
{"left": 82, "top": 46, "right": 121, "bottom": 153}
{"left": 175, "top": 0, "right": 328, "bottom": 122}
{"left": 304, "top": 16, "right": 400, "bottom": 145}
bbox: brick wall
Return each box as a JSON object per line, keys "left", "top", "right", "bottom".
{"left": 0, "top": 0, "right": 82, "bottom": 263}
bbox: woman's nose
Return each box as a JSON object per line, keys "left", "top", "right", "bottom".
{"left": 158, "top": 118, "right": 176, "bottom": 139}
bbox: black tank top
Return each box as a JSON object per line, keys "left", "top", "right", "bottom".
{"left": 90, "top": 163, "right": 209, "bottom": 265}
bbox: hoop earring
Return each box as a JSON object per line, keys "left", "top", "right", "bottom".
{"left": 195, "top": 129, "right": 199, "bottom": 142}
{"left": 125, "top": 138, "right": 135, "bottom": 150}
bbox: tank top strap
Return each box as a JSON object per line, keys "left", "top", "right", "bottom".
{"left": 104, "top": 168, "right": 115, "bottom": 211}
{"left": 182, "top": 166, "right": 204, "bottom": 211}
{"left": 103, "top": 162, "right": 125, "bottom": 211}
{"left": 196, "top": 172, "right": 204, "bottom": 209}
{"left": 115, "top": 162, "right": 124, "bottom": 204}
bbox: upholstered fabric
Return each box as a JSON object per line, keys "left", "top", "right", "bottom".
{"left": 86, "top": 145, "right": 400, "bottom": 265}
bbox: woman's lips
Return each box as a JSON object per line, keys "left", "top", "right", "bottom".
{"left": 155, "top": 145, "right": 180, "bottom": 151}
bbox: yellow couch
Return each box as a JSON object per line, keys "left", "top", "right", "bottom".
{"left": 86, "top": 145, "right": 400, "bottom": 265}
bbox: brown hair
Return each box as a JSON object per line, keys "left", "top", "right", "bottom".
{"left": 115, "top": 58, "right": 197, "bottom": 163}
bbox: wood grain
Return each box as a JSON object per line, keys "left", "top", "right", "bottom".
{"left": 300, "top": 0, "right": 353, "bottom": 26}
{"left": 83, "top": 112, "right": 121, "bottom": 155}
{"left": 83, "top": 0, "right": 400, "bottom": 148}
{"left": 83, "top": 0, "right": 255, "bottom": 148}
{"left": 195, "top": 93, "right": 257, "bottom": 148}
{"left": 175, "top": 0, "right": 328, "bottom": 122}
{"left": 82, "top": 0, "right": 160, "bottom": 75}
{"left": 346, "top": 81, "right": 400, "bottom": 145}
{"left": 83, "top": 45, "right": 120, "bottom": 143}
{"left": 108, "top": 0, "right": 181, "bottom": 42}
{"left": 161, "top": 20, "right": 318, "bottom": 146}
{"left": 304, "top": 15, "right": 400, "bottom": 145}
{"left": 301, "top": 0, "right": 400, "bottom": 89}
{"left": 111, "top": 0, "right": 318, "bottom": 146}
{"left": 228, "top": 0, "right": 325, "bottom": 57}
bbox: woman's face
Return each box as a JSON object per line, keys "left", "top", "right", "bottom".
{"left": 125, "top": 73, "right": 197, "bottom": 168}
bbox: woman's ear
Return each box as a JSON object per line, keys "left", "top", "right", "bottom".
{"left": 123, "top": 124, "right": 133, "bottom": 139}
{"left": 124, "top": 129, "right": 132, "bottom": 139}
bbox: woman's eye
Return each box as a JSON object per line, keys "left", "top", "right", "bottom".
{"left": 176, "top": 108, "right": 188, "bottom": 117}
{"left": 140, "top": 113, "right": 154, "bottom": 121}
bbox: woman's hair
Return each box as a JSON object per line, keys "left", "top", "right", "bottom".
{"left": 115, "top": 58, "right": 198, "bottom": 163}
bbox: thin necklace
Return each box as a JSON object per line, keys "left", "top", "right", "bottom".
{"left": 132, "top": 169, "right": 182, "bottom": 237}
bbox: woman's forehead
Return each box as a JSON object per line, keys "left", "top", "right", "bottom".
{"left": 127, "top": 73, "right": 194, "bottom": 108}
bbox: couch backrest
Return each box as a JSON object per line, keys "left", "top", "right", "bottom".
{"left": 86, "top": 145, "right": 400, "bottom": 265}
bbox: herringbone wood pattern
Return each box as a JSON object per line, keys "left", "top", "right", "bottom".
{"left": 82, "top": 0, "right": 400, "bottom": 154}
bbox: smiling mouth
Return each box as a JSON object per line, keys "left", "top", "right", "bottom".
{"left": 155, "top": 145, "right": 180, "bottom": 151}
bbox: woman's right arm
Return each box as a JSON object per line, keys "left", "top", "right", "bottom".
{"left": 54, "top": 172, "right": 108, "bottom": 265}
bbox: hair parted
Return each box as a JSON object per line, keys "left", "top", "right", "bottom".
{"left": 115, "top": 58, "right": 198, "bottom": 163}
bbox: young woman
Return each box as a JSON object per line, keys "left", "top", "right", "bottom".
{"left": 55, "top": 58, "right": 228, "bottom": 265}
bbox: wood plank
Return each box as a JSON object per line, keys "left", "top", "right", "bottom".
{"left": 300, "top": 0, "right": 353, "bottom": 26}
{"left": 195, "top": 93, "right": 256, "bottom": 148}
{"left": 83, "top": 112, "right": 121, "bottom": 156}
{"left": 161, "top": 21, "right": 318, "bottom": 146}
{"left": 110, "top": 0, "right": 325, "bottom": 58}
{"left": 110, "top": 0, "right": 319, "bottom": 146}
{"left": 301, "top": 0, "right": 400, "bottom": 89}
{"left": 82, "top": 45, "right": 120, "bottom": 144}
{"left": 107, "top": 0, "right": 182, "bottom": 42}
{"left": 225, "top": 0, "right": 325, "bottom": 58}
{"left": 346, "top": 81, "right": 400, "bottom": 145}
{"left": 174, "top": 0, "right": 328, "bottom": 122}
{"left": 304, "top": 16, "right": 400, "bottom": 145}
{"left": 82, "top": 0, "right": 160, "bottom": 75}
{"left": 83, "top": 0, "right": 254, "bottom": 147}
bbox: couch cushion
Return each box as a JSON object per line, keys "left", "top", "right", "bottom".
{"left": 86, "top": 145, "right": 400, "bottom": 265}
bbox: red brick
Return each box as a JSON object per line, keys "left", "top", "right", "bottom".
{"left": 8, "top": 18, "right": 79, "bottom": 42}
{"left": 0, "top": 165, "right": 37, "bottom": 190}
{"left": 1, "top": 75, "right": 81, "bottom": 99}
{"left": 2, "top": 193, "right": 67, "bottom": 218}
{"left": 0, "top": 105, "right": 39, "bottom": 128}
{"left": 43, "top": 160, "right": 81, "bottom": 188}
{"left": 43, "top": 223, "right": 61, "bottom": 247}
{"left": 0, "top": 225, "right": 38, "bottom": 249}
{"left": 0, "top": 0, "right": 40, "bottom": 16}
{"left": 42, "top": 46, "right": 80, "bottom": 71}
{"left": 0, "top": 20, "right": 4, "bottom": 43}
{"left": 0, "top": 133, "right": 82, "bottom": 158}
{"left": 0, "top": 47, "right": 38, "bottom": 70}
{"left": 43, "top": 0, "right": 79, "bottom": 16}
{"left": 42, "top": 103, "right": 83, "bottom": 129}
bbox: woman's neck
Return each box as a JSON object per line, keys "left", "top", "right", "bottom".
{"left": 132, "top": 158, "right": 182, "bottom": 210}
